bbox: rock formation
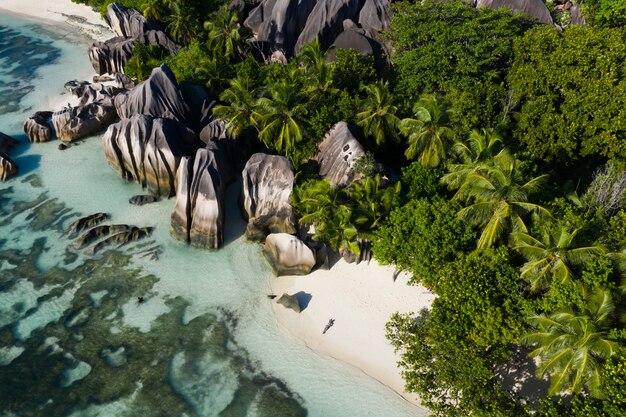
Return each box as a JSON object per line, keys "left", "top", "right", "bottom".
{"left": 52, "top": 98, "right": 117, "bottom": 143}
{"left": 89, "top": 3, "right": 178, "bottom": 75}
{"left": 171, "top": 144, "right": 233, "bottom": 249}
{"left": 86, "top": 226, "right": 153, "bottom": 255}
{"left": 0, "top": 132, "right": 19, "bottom": 153}
{"left": 326, "top": 25, "right": 374, "bottom": 61}
{"left": 0, "top": 152, "right": 18, "bottom": 181}
{"left": 263, "top": 233, "right": 316, "bottom": 275}
{"left": 67, "top": 213, "right": 109, "bottom": 237}
{"left": 180, "top": 82, "right": 216, "bottom": 132}
{"left": 241, "top": 153, "right": 296, "bottom": 241}
{"left": 276, "top": 293, "right": 301, "bottom": 313}
{"left": 72, "top": 224, "right": 132, "bottom": 249}
{"left": 313, "top": 121, "right": 364, "bottom": 187}
{"left": 476, "top": 0, "right": 553, "bottom": 25}
{"left": 102, "top": 114, "right": 196, "bottom": 196}
{"left": 129, "top": 195, "right": 160, "bottom": 206}
{"left": 23, "top": 111, "right": 54, "bottom": 143}
{"left": 114, "top": 65, "right": 189, "bottom": 122}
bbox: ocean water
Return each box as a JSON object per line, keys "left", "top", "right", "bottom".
{"left": 0, "top": 12, "right": 426, "bottom": 417}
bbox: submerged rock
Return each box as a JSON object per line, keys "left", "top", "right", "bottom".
{"left": 263, "top": 233, "right": 316, "bottom": 276}
{"left": 0, "top": 152, "right": 18, "bottom": 181}
{"left": 313, "top": 121, "right": 364, "bottom": 187}
{"left": 24, "top": 111, "right": 54, "bottom": 143}
{"left": 102, "top": 114, "right": 196, "bottom": 197}
{"left": 276, "top": 293, "right": 301, "bottom": 313}
{"left": 0, "top": 132, "right": 19, "bottom": 153}
{"left": 241, "top": 153, "right": 296, "bottom": 241}
{"left": 52, "top": 99, "right": 117, "bottom": 143}
{"left": 171, "top": 145, "right": 232, "bottom": 249}
{"left": 86, "top": 226, "right": 154, "bottom": 255}
{"left": 67, "top": 213, "right": 109, "bottom": 237}
{"left": 72, "top": 224, "right": 132, "bottom": 249}
{"left": 129, "top": 195, "right": 160, "bottom": 206}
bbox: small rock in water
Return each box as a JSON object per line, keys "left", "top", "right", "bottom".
{"left": 129, "top": 195, "right": 159, "bottom": 206}
{"left": 67, "top": 212, "right": 109, "bottom": 237}
{"left": 58, "top": 143, "right": 68, "bottom": 151}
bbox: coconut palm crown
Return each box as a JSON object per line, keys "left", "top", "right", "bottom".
{"left": 522, "top": 287, "right": 618, "bottom": 398}
{"left": 455, "top": 150, "right": 550, "bottom": 249}
{"left": 512, "top": 223, "right": 606, "bottom": 292}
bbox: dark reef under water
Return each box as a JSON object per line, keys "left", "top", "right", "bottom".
{"left": 0, "top": 177, "right": 307, "bottom": 417}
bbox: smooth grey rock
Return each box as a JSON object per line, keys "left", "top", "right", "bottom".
{"left": 241, "top": 153, "right": 296, "bottom": 241}
{"left": 570, "top": 4, "right": 585, "bottom": 26}
{"left": 102, "top": 114, "right": 196, "bottom": 197}
{"left": 263, "top": 233, "right": 316, "bottom": 275}
{"left": 199, "top": 119, "right": 228, "bottom": 144}
{"left": 67, "top": 213, "right": 109, "bottom": 237}
{"left": 52, "top": 98, "right": 117, "bottom": 143}
{"left": 313, "top": 121, "right": 364, "bottom": 187}
{"left": 276, "top": 293, "right": 301, "bottom": 313}
{"left": 64, "top": 80, "right": 91, "bottom": 97}
{"left": 171, "top": 146, "right": 231, "bottom": 249}
{"left": 180, "top": 82, "right": 216, "bottom": 132}
{"left": 115, "top": 73, "right": 137, "bottom": 89}
{"left": 327, "top": 27, "right": 373, "bottom": 61}
{"left": 244, "top": 0, "right": 317, "bottom": 55}
{"left": 78, "top": 84, "right": 124, "bottom": 106}
{"left": 0, "top": 132, "right": 19, "bottom": 153}
{"left": 476, "top": 0, "right": 553, "bottom": 25}
{"left": 114, "top": 65, "right": 189, "bottom": 122}
{"left": 0, "top": 152, "right": 18, "bottom": 181}
{"left": 93, "top": 74, "right": 115, "bottom": 83}
{"left": 358, "top": 0, "right": 390, "bottom": 32}
{"left": 23, "top": 111, "right": 54, "bottom": 143}
{"left": 295, "top": 0, "right": 365, "bottom": 53}
{"left": 104, "top": 3, "right": 159, "bottom": 38}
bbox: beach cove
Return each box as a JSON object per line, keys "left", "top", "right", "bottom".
{"left": 0, "top": 2, "right": 431, "bottom": 416}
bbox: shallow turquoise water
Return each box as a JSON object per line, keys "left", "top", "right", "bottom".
{"left": 0, "top": 12, "right": 426, "bottom": 417}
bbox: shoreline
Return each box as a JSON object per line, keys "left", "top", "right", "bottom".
{"left": 0, "top": 0, "right": 113, "bottom": 41}
{"left": 269, "top": 258, "right": 434, "bottom": 411}
{"left": 2, "top": 0, "right": 432, "bottom": 412}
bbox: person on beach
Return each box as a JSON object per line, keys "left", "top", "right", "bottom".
{"left": 323, "top": 318, "right": 335, "bottom": 334}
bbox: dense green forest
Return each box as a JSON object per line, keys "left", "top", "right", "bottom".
{"left": 73, "top": 0, "right": 626, "bottom": 415}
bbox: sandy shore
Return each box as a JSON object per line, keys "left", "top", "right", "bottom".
{"left": 0, "top": 0, "right": 113, "bottom": 41}
{"left": 269, "top": 258, "right": 435, "bottom": 411}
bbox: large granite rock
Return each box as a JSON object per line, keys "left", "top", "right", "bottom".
{"left": 102, "top": 115, "right": 196, "bottom": 196}
{"left": 78, "top": 84, "right": 124, "bottom": 106}
{"left": 326, "top": 26, "right": 374, "bottom": 61}
{"left": 180, "top": 82, "right": 216, "bottom": 132}
{"left": 0, "top": 132, "right": 19, "bottom": 153}
{"left": 358, "top": 0, "right": 390, "bottom": 32}
{"left": 67, "top": 212, "right": 109, "bottom": 237}
{"left": 263, "top": 233, "right": 316, "bottom": 276}
{"left": 23, "top": 111, "right": 54, "bottom": 143}
{"left": 313, "top": 121, "right": 364, "bottom": 187}
{"left": 114, "top": 65, "right": 189, "bottom": 122}
{"left": 294, "top": 0, "right": 365, "bottom": 53}
{"left": 0, "top": 152, "right": 18, "bottom": 181}
{"left": 241, "top": 153, "right": 296, "bottom": 241}
{"left": 104, "top": 3, "right": 159, "bottom": 38}
{"left": 171, "top": 145, "right": 232, "bottom": 249}
{"left": 89, "top": 31, "right": 177, "bottom": 76}
{"left": 52, "top": 99, "right": 117, "bottom": 143}
{"left": 244, "top": 0, "right": 317, "bottom": 55}
{"left": 476, "top": 0, "right": 553, "bottom": 25}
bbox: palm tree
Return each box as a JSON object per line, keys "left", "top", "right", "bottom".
{"left": 142, "top": 0, "right": 166, "bottom": 20}
{"left": 400, "top": 94, "right": 454, "bottom": 167}
{"left": 356, "top": 81, "right": 400, "bottom": 146}
{"left": 455, "top": 150, "right": 550, "bottom": 249}
{"left": 442, "top": 128, "right": 504, "bottom": 192}
{"left": 298, "top": 39, "right": 336, "bottom": 97}
{"left": 212, "top": 76, "right": 258, "bottom": 136}
{"left": 350, "top": 175, "right": 402, "bottom": 230}
{"left": 254, "top": 81, "right": 308, "bottom": 159}
{"left": 166, "top": 2, "right": 192, "bottom": 44}
{"left": 522, "top": 287, "right": 618, "bottom": 398}
{"left": 204, "top": 7, "right": 245, "bottom": 61}
{"left": 512, "top": 223, "right": 606, "bottom": 292}
{"left": 292, "top": 180, "right": 359, "bottom": 254}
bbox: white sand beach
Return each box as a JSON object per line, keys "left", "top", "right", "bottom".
{"left": 0, "top": 0, "right": 113, "bottom": 41}
{"left": 269, "top": 258, "right": 435, "bottom": 409}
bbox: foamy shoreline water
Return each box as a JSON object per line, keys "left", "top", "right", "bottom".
{"left": 0, "top": 2, "right": 431, "bottom": 414}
